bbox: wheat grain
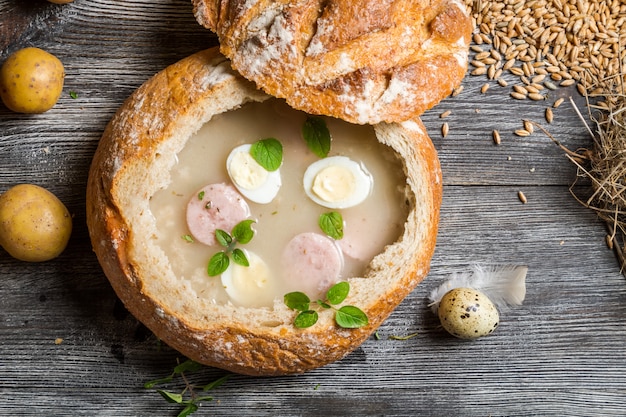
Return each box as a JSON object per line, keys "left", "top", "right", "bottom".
{"left": 492, "top": 129, "right": 501, "bottom": 145}
{"left": 464, "top": 0, "right": 626, "bottom": 98}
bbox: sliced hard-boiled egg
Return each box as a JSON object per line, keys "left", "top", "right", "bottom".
{"left": 221, "top": 250, "right": 277, "bottom": 307}
{"left": 303, "top": 155, "right": 373, "bottom": 209}
{"left": 226, "top": 144, "right": 281, "bottom": 204}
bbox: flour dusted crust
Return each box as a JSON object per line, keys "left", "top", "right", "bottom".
{"left": 86, "top": 48, "right": 442, "bottom": 375}
{"left": 191, "top": 0, "right": 473, "bottom": 124}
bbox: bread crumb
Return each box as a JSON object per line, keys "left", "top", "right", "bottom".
{"left": 54, "top": 338, "right": 63, "bottom": 345}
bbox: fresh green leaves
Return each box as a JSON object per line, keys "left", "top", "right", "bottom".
{"left": 231, "top": 248, "right": 249, "bottom": 266}
{"left": 302, "top": 116, "right": 331, "bottom": 158}
{"left": 319, "top": 211, "right": 343, "bottom": 240}
{"left": 207, "top": 219, "right": 256, "bottom": 276}
{"left": 284, "top": 281, "right": 368, "bottom": 329}
{"left": 335, "top": 305, "right": 369, "bottom": 328}
{"left": 144, "top": 358, "right": 230, "bottom": 417}
{"left": 326, "top": 280, "right": 350, "bottom": 303}
{"left": 207, "top": 252, "right": 230, "bottom": 276}
{"left": 250, "top": 138, "right": 283, "bottom": 171}
{"left": 231, "top": 219, "right": 255, "bottom": 244}
{"left": 294, "top": 309, "right": 318, "bottom": 328}
{"left": 283, "top": 291, "right": 310, "bottom": 311}
{"left": 215, "top": 229, "right": 231, "bottom": 247}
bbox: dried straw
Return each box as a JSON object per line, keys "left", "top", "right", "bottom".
{"left": 538, "top": 70, "right": 626, "bottom": 273}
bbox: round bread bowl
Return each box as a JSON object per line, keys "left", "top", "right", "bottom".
{"left": 86, "top": 47, "right": 442, "bottom": 375}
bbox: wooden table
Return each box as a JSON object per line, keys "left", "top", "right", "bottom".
{"left": 1, "top": 1, "right": 624, "bottom": 416}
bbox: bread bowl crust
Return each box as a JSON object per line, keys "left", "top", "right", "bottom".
{"left": 191, "top": 0, "right": 473, "bottom": 124}
{"left": 86, "top": 48, "right": 442, "bottom": 376}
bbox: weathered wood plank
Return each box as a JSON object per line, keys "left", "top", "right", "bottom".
{"left": 0, "top": 0, "right": 624, "bottom": 416}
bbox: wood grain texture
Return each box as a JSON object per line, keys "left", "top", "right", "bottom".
{"left": 1, "top": 0, "right": 625, "bottom": 416}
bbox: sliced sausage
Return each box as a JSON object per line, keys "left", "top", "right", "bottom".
{"left": 281, "top": 232, "right": 344, "bottom": 299}
{"left": 186, "top": 183, "right": 250, "bottom": 246}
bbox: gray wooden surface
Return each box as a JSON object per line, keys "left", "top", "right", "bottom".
{"left": 1, "top": 1, "right": 625, "bottom": 416}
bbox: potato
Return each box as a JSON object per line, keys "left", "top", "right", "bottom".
{"left": 0, "top": 184, "right": 72, "bottom": 262}
{"left": 0, "top": 47, "right": 65, "bottom": 113}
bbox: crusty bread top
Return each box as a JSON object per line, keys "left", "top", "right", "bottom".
{"left": 191, "top": 0, "right": 472, "bottom": 124}
{"left": 86, "top": 48, "right": 442, "bottom": 375}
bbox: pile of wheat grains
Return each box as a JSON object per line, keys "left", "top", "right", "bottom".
{"left": 463, "top": 0, "right": 626, "bottom": 107}
{"left": 463, "top": 0, "right": 626, "bottom": 271}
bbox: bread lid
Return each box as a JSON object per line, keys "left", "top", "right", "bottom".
{"left": 192, "top": 0, "right": 472, "bottom": 124}
{"left": 86, "top": 48, "right": 441, "bottom": 375}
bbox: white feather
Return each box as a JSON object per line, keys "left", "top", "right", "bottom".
{"left": 428, "top": 264, "right": 528, "bottom": 314}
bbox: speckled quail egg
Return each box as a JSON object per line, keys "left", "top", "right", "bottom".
{"left": 437, "top": 287, "right": 499, "bottom": 339}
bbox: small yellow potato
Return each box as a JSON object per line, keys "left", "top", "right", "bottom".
{"left": 0, "top": 184, "right": 72, "bottom": 262}
{"left": 0, "top": 47, "right": 65, "bottom": 113}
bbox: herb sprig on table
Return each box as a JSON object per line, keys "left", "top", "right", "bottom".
{"left": 144, "top": 359, "right": 229, "bottom": 417}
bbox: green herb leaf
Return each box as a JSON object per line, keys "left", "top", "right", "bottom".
{"left": 284, "top": 292, "right": 310, "bottom": 311}
{"left": 319, "top": 211, "right": 343, "bottom": 240}
{"left": 326, "top": 281, "right": 350, "bottom": 305}
{"left": 318, "top": 301, "right": 331, "bottom": 309}
{"left": 147, "top": 362, "right": 228, "bottom": 417}
{"left": 182, "top": 234, "right": 194, "bottom": 243}
{"left": 177, "top": 403, "right": 199, "bottom": 417}
{"left": 250, "top": 138, "right": 283, "bottom": 171}
{"left": 69, "top": 91, "right": 78, "bottom": 99}
{"left": 158, "top": 390, "right": 184, "bottom": 404}
{"left": 207, "top": 252, "right": 229, "bottom": 276}
{"left": 302, "top": 117, "right": 331, "bottom": 158}
{"left": 294, "top": 310, "right": 319, "bottom": 328}
{"left": 335, "top": 305, "right": 369, "bottom": 328}
{"left": 231, "top": 219, "right": 255, "bottom": 244}
{"left": 215, "top": 229, "right": 232, "bottom": 247}
{"left": 173, "top": 359, "right": 203, "bottom": 375}
{"left": 231, "top": 248, "right": 249, "bottom": 267}
{"left": 144, "top": 375, "right": 173, "bottom": 389}
{"left": 203, "top": 374, "right": 230, "bottom": 391}
{"left": 198, "top": 191, "right": 205, "bottom": 200}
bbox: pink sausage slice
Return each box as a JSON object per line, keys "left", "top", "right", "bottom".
{"left": 186, "top": 183, "right": 250, "bottom": 246}
{"left": 281, "top": 232, "right": 344, "bottom": 299}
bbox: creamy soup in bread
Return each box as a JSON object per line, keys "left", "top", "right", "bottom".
{"left": 151, "top": 99, "right": 408, "bottom": 308}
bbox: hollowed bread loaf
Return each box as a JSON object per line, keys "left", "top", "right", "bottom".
{"left": 86, "top": 48, "right": 442, "bottom": 375}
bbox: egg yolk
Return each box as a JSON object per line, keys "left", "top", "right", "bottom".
{"left": 229, "top": 151, "right": 268, "bottom": 190}
{"left": 311, "top": 165, "right": 356, "bottom": 203}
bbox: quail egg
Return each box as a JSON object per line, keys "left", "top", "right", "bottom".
{"left": 303, "top": 155, "right": 373, "bottom": 209}
{"left": 437, "top": 287, "right": 499, "bottom": 339}
{"left": 226, "top": 144, "right": 281, "bottom": 204}
{"left": 221, "top": 250, "right": 278, "bottom": 308}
